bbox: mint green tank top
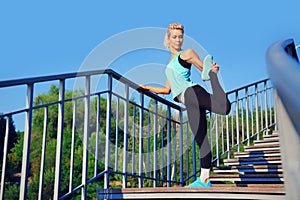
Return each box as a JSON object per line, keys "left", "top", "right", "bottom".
{"left": 165, "top": 51, "right": 197, "bottom": 100}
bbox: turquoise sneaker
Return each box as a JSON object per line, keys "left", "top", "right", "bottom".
{"left": 202, "top": 54, "right": 213, "bottom": 81}
{"left": 186, "top": 178, "right": 212, "bottom": 188}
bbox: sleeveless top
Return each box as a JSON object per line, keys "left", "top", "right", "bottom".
{"left": 165, "top": 51, "right": 197, "bottom": 100}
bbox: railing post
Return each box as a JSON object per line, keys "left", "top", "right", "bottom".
{"left": 54, "top": 80, "right": 65, "bottom": 200}
{"left": 82, "top": 75, "right": 90, "bottom": 199}
{"left": 153, "top": 100, "right": 158, "bottom": 187}
{"left": 179, "top": 110, "right": 184, "bottom": 187}
{"left": 122, "top": 84, "right": 129, "bottom": 188}
{"left": 215, "top": 115, "right": 219, "bottom": 166}
{"left": 104, "top": 74, "right": 112, "bottom": 189}
{"left": 95, "top": 94, "right": 101, "bottom": 176}
{"left": 235, "top": 91, "right": 240, "bottom": 152}
{"left": 19, "top": 83, "right": 34, "bottom": 200}
{"left": 167, "top": 106, "right": 171, "bottom": 187}
{"left": 0, "top": 117, "right": 10, "bottom": 200}
{"left": 264, "top": 81, "right": 269, "bottom": 133}
{"left": 69, "top": 101, "right": 77, "bottom": 192}
{"left": 38, "top": 107, "right": 48, "bottom": 200}
{"left": 138, "top": 93, "right": 145, "bottom": 188}
{"left": 255, "top": 84, "right": 259, "bottom": 140}
{"left": 245, "top": 87, "right": 250, "bottom": 146}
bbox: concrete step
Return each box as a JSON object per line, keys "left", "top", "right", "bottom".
{"left": 263, "top": 133, "right": 279, "bottom": 139}
{"left": 210, "top": 173, "right": 284, "bottom": 183}
{"left": 244, "top": 143, "right": 280, "bottom": 152}
{"left": 97, "top": 185, "right": 285, "bottom": 200}
{"left": 223, "top": 157, "right": 282, "bottom": 166}
{"left": 254, "top": 138, "right": 280, "bottom": 145}
{"left": 233, "top": 150, "right": 281, "bottom": 158}
{"left": 213, "top": 165, "right": 283, "bottom": 174}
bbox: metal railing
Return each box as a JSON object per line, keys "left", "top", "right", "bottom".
{"left": 266, "top": 38, "right": 300, "bottom": 200}
{"left": 0, "top": 69, "right": 275, "bottom": 199}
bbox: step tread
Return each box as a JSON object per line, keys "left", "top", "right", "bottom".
{"left": 210, "top": 173, "right": 284, "bottom": 178}
{"left": 245, "top": 143, "right": 280, "bottom": 149}
{"left": 254, "top": 138, "right": 279, "bottom": 144}
{"left": 214, "top": 165, "right": 282, "bottom": 170}
{"left": 233, "top": 150, "right": 281, "bottom": 158}
{"left": 224, "top": 157, "right": 282, "bottom": 163}
{"left": 213, "top": 165, "right": 283, "bottom": 173}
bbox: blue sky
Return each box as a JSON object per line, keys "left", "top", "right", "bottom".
{"left": 1, "top": 0, "right": 300, "bottom": 129}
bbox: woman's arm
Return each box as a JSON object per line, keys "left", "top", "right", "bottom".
{"left": 141, "top": 80, "right": 171, "bottom": 94}
{"left": 180, "top": 49, "right": 220, "bottom": 73}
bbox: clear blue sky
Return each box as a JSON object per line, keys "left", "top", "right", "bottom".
{"left": 1, "top": 0, "right": 299, "bottom": 129}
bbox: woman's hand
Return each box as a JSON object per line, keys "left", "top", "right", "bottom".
{"left": 140, "top": 84, "right": 149, "bottom": 90}
{"left": 211, "top": 62, "right": 220, "bottom": 73}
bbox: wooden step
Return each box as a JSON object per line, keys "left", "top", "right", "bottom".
{"left": 234, "top": 150, "right": 281, "bottom": 158}
{"left": 97, "top": 185, "right": 285, "bottom": 200}
{"left": 244, "top": 143, "right": 280, "bottom": 152}
{"left": 224, "top": 157, "right": 282, "bottom": 166}
{"left": 210, "top": 173, "right": 284, "bottom": 183}
{"left": 213, "top": 165, "right": 283, "bottom": 174}
{"left": 263, "top": 133, "right": 279, "bottom": 139}
{"left": 254, "top": 138, "right": 280, "bottom": 145}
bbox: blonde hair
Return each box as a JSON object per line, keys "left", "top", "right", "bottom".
{"left": 164, "top": 23, "right": 184, "bottom": 49}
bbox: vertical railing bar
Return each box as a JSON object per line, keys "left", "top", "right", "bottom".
{"left": 173, "top": 120, "right": 177, "bottom": 182}
{"left": 161, "top": 115, "right": 165, "bottom": 185}
{"left": 0, "top": 117, "right": 10, "bottom": 200}
{"left": 221, "top": 115, "right": 224, "bottom": 155}
{"left": 191, "top": 125, "right": 196, "bottom": 180}
{"left": 132, "top": 105, "right": 136, "bottom": 174}
{"left": 115, "top": 97, "right": 119, "bottom": 171}
{"left": 19, "top": 84, "right": 34, "bottom": 200}
{"left": 147, "top": 112, "right": 151, "bottom": 178}
{"left": 81, "top": 75, "right": 90, "bottom": 199}
{"left": 209, "top": 113, "right": 213, "bottom": 162}
{"left": 153, "top": 100, "right": 158, "bottom": 187}
{"left": 264, "top": 81, "right": 268, "bottom": 132}
{"left": 251, "top": 95, "right": 254, "bottom": 136}
{"left": 215, "top": 115, "right": 219, "bottom": 166}
{"left": 138, "top": 93, "right": 144, "bottom": 188}
{"left": 69, "top": 100, "right": 77, "bottom": 192}
{"left": 122, "top": 84, "right": 129, "bottom": 188}
{"left": 269, "top": 89, "right": 273, "bottom": 127}
{"left": 260, "top": 91, "right": 263, "bottom": 134}
{"left": 226, "top": 115, "right": 230, "bottom": 159}
{"left": 235, "top": 91, "right": 240, "bottom": 152}
{"left": 185, "top": 119, "right": 189, "bottom": 178}
{"left": 179, "top": 110, "right": 184, "bottom": 187}
{"left": 38, "top": 107, "right": 48, "bottom": 200}
{"left": 94, "top": 94, "right": 101, "bottom": 176}
{"left": 54, "top": 80, "right": 65, "bottom": 200}
{"left": 245, "top": 88, "right": 250, "bottom": 146}
{"left": 255, "top": 84, "right": 260, "bottom": 141}
{"left": 241, "top": 98, "right": 245, "bottom": 142}
{"left": 104, "top": 74, "right": 112, "bottom": 189}
{"left": 167, "top": 106, "right": 171, "bottom": 187}
{"left": 231, "top": 108, "right": 234, "bottom": 152}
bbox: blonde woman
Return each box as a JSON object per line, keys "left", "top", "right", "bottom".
{"left": 141, "top": 23, "right": 231, "bottom": 187}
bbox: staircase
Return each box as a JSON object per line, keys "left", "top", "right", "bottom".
{"left": 97, "top": 132, "right": 286, "bottom": 199}
{"left": 211, "top": 132, "right": 285, "bottom": 190}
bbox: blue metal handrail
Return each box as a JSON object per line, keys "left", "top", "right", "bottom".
{"left": 0, "top": 68, "right": 275, "bottom": 199}
{"left": 266, "top": 38, "right": 300, "bottom": 200}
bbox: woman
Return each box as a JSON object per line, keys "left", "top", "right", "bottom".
{"left": 141, "top": 23, "right": 231, "bottom": 187}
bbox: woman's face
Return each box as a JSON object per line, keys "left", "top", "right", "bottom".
{"left": 168, "top": 29, "right": 183, "bottom": 52}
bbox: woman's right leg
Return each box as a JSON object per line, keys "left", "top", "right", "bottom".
{"left": 208, "top": 71, "right": 231, "bottom": 115}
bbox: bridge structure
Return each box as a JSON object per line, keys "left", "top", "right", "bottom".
{"left": 0, "top": 39, "right": 299, "bottom": 199}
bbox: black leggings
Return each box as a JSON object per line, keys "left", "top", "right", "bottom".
{"left": 181, "top": 71, "right": 231, "bottom": 168}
